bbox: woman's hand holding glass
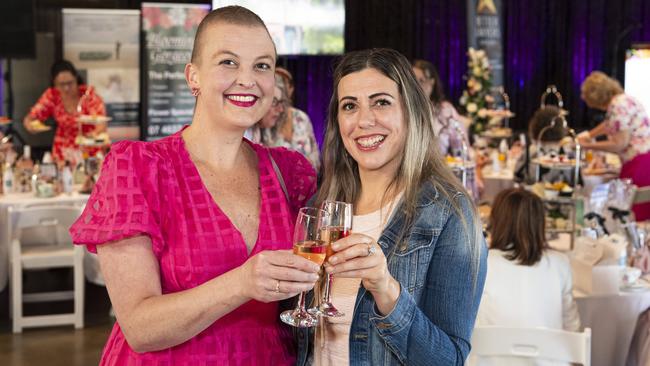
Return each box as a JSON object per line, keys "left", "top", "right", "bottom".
{"left": 324, "top": 233, "right": 401, "bottom": 315}
{"left": 310, "top": 200, "right": 352, "bottom": 318}
{"left": 280, "top": 207, "right": 329, "bottom": 327}
{"left": 237, "top": 249, "right": 321, "bottom": 304}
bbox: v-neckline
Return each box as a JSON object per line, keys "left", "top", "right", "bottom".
{"left": 178, "top": 128, "right": 264, "bottom": 257}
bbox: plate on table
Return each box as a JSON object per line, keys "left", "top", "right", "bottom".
{"left": 75, "top": 133, "right": 110, "bottom": 147}
{"left": 620, "top": 282, "right": 650, "bottom": 292}
{"left": 445, "top": 156, "right": 474, "bottom": 170}
{"left": 29, "top": 120, "right": 51, "bottom": 132}
{"left": 77, "top": 115, "right": 112, "bottom": 124}
{"left": 481, "top": 127, "right": 512, "bottom": 138}
{"left": 533, "top": 157, "right": 580, "bottom": 169}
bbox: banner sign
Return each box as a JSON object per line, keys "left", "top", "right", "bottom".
{"left": 142, "top": 2, "right": 210, "bottom": 141}
{"left": 467, "top": 0, "right": 504, "bottom": 87}
{"left": 63, "top": 9, "right": 141, "bottom": 139}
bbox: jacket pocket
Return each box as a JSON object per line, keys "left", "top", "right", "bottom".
{"left": 388, "top": 227, "right": 439, "bottom": 292}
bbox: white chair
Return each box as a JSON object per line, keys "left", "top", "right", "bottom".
{"left": 470, "top": 326, "right": 591, "bottom": 365}
{"left": 9, "top": 205, "right": 84, "bottom": 333}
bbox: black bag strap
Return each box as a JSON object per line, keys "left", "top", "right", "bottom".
{"left": 267, "top": 149, "right": 290, "bottom": 203}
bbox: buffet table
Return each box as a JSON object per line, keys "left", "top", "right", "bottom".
{"left": 480, "top": 162, "right": 516, "bottom": 203}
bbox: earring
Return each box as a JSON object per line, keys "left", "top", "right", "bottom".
{"left": 191, "top": 88, "right": 200, "bottom": 97}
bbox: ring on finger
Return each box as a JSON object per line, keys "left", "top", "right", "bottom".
{"left": 275, "top": 280, "right": 281, "bottom": 293}
{"left": 367, "top": 243, "right": 376, "bottom": 256}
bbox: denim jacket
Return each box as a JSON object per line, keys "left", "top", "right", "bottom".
{"left": 296, "top": 182, "right": 487, "bottom": 366}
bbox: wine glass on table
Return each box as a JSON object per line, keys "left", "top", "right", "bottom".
{"left": 309, "top": 201, "right": 352, "bottom": 318}
{"left": 280, "top": 207, "right": 329, "bottom": 328}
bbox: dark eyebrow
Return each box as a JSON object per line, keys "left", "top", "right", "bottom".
{"left": 339, "top": 92, "right": 394, "bottom": 103}
{"left": 369, "top": 92, "right": 394, "bottom": 99}
{"left": 339, "top": 96, "right": 357, "bottom": 103}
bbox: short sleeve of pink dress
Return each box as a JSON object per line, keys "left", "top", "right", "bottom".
{"left": 69, "top": 140, "right": 162, "bottom": 254}
{"left": 69, "top": 127, "right": 316, "bottom": 366}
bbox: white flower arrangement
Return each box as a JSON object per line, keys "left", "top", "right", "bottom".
{"left": 459, "top": 47, "right": 493, "bottom": 135}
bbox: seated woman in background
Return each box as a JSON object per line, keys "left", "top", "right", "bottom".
{"left": 469, "top": 188, "right": 580, "bottom": 365}
{"left": 259, "top": 67, "right": 321, "bottom": 170}
{"left": 578, "top": 71, "right": 650, "bottom": 221}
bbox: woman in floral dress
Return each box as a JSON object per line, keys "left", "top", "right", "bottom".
{"left": 258, "top": 69, "right": 321, "bottom": 170}
{"left": 579, "top": 71, "right": 650, "bottom": 220}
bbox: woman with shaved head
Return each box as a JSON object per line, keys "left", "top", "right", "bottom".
{"left": 70, "top": 6, "right": 319, "bottom": 365}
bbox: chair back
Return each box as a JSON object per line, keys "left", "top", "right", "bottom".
{"left": 470, "top": 326, "right": 591, "bottom": 365}
{"left": 8, "top": 206, "right": 82, "bottom": 245}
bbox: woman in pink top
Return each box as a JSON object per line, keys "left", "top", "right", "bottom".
{"left": 69, "top": 6, "right": 320, "bottom": 365}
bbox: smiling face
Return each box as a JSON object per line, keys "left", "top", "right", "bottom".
{"left": 337, "top": 67, "right": 407, "bottom": 177}
{"left": 185, "top": 22, "right": 276, "bottom": 131}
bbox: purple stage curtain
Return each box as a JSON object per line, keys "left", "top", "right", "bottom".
{"left": 502, "top": 0, "right": 650, "bottom": 131}
{"left": 279, "top": 0, "right": 650, "bottom": 147}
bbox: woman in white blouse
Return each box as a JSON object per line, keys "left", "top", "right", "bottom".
{"left": 470, "top": 188, "right": 580, "bottom": 365}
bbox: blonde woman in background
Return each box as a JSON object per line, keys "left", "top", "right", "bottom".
{"left": 578, "top": 70, "right": 650, "bottom": 220}
{"left": 260, "top": 67, "right": 321, "bottom": 170}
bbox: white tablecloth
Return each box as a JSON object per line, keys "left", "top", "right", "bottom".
{"left": 0, "top": 191, "right": 90, "bottom": 292}
{"left": 481, "top": 163, "right": 515, "bottom": 204}
{"left": 575, "top": 289, "right": 650, "bottom": 366}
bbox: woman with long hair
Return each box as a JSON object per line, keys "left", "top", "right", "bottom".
{"left": 297, "top": 48, "right": 487, "bottom": 365}
{"left": 412, "top": 59, "right": 480, "bottom": 200}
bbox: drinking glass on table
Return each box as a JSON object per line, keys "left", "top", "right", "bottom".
{"left": 310, "top": 201, "right": 353, "bottom": 318}
{"left": 280, "top": 207, "right": 329, "bottom": 328}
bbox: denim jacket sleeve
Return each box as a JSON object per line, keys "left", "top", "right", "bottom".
{"left": 368, "top": 194, "right": 488, "bottom": 365}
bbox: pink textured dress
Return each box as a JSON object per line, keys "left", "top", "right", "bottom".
{"left": 69, "top": 126, "right": 317, "bottom": 365}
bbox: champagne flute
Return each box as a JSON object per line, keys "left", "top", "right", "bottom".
{"left": 310, "top": 201, "right": 352, "bottom": 318}
{"left": 280, "top": 207, "right": 329, "bottom": 328}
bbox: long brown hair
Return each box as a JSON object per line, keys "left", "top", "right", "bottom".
{"left": 316, "top": 48, "right": 481, "bottom": 272}
{"left": 489, "top": 188, "right": 547, "bottom": 266}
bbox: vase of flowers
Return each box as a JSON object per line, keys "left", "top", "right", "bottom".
{"left": 459, "top": 48, "right": 493, "bottom": 136}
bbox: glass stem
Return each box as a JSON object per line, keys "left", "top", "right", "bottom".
{"left": 323, "top": 273, "right": 333, "bottom": 302}
{"left": 297, "top": 291, "right": 306, "bottom": 311}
